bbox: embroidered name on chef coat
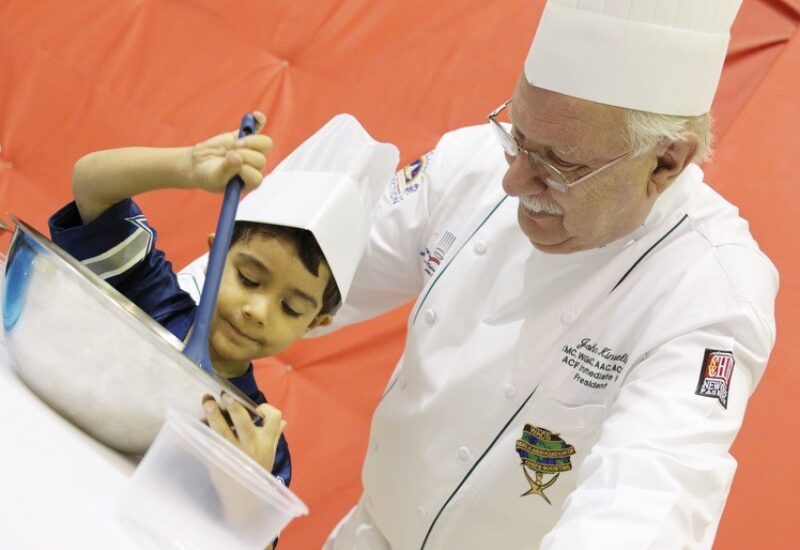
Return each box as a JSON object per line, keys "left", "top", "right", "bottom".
{"left": 560, "top": 337, "right": 629, "bottom": 391}
{"left": 695, "top": 349, "right": 735, "bottom": 409}
{"left": 383, "top": 153, "right": 431, "bottom": 205}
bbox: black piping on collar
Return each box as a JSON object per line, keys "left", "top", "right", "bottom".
{"left": 610, "top": 214, "right": 689, "bottom": 294}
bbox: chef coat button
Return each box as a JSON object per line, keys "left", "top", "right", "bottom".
{"left": 416, "top": 506, "right": 427, "bottom": 519}
{"left": 504, "top": 384, "right": 517, "bottom": 399}
{"left": 424, "top": 309, "right": 437, "bottom": 324}
{"left": 399, "top": 376, "right": 408, "bottom": 390}
{"left": 457, "top": 446, "right": 471, "bottom": 461}
{"left": 473, "top": 240, "right": 488, "bottom": 255}
{"left": 370, "top": 438, "right": 378, "bottom": 452}
{"left": 560, "top": 307, "right": 577, "bottom": 325}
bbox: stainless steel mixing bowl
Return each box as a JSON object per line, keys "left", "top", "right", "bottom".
{"left": 1, "top": 217, "right": 257, "bottom": 454}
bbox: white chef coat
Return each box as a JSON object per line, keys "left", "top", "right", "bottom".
{"left": 318, "top": 124, "right": 778, "bottom": 549}
{"left": 177, "top": 124, "right": 777, "bottom": 550}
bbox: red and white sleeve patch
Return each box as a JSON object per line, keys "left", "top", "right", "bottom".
{"left": 695, "top": 349, "right": 735, "bottom": 409}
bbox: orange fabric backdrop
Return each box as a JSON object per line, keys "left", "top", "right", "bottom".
{"left": 1, "top": 1, "right": 798, "bottom": 548}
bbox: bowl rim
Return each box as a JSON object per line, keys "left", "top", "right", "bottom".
{"left": 8, "top": 215, "right": 189, "bottom": 351}
{"left": 4, "top": 215, "right": 258, "bottom": 412}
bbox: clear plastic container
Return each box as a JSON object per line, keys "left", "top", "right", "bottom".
{"left": 118, "top": 408, "right": 307, "bottom": 549}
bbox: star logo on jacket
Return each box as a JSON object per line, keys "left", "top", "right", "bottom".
{"left": 515, "top": 425, "right": 575, "bottom": 505}
{"left": 80, "top": 215, "right": 154, "bottom": 281}
{"left": 695, "top": 349, "right": 735, "bottom": 409}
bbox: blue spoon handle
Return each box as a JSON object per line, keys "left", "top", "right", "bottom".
{"left": 183, "top": 113, "right": 257, "bottom": 373}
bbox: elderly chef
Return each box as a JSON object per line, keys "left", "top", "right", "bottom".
{"left": 182, "top": 1, "right": 778, "bottom": 548}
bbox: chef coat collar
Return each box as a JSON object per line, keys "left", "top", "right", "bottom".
{"left": 625, "top": 163, "right": 699, "bottom": 245}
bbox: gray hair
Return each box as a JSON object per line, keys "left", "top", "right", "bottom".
{"left": 624, "top": 109, "right": 713, "bottom": 163}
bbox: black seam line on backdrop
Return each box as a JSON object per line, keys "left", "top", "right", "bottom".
{"left": 419, "top": 386, "right": 539, "bottom": 550}
{"left": 412, "top": 194, "right": 509, "bottom": 326}
{"left": 610, "top": 214, "right": 689, "bottom": 294}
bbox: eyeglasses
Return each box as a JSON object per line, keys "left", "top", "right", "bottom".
{"left": 487, "top": 99, "right": 631, "bottom": 193}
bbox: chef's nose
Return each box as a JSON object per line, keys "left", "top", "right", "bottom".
{"left": 501, "top": 153, "right": 548, "bottom": 197}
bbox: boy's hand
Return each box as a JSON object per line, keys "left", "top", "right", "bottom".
{"left": 71, "top": 111, "right": 273, "bottom": 224}
{"left": 203, "top": 392, "right": 285, "bottom": 473}
{"left": 190, "top": 111, "right": 273, "bottom": 194}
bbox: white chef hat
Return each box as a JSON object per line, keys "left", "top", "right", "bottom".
{"left": 235, "top": 114, "right": 399, "bottom": 304}
{"left": 525, "top": 0, "right": 743, "bottom": 116}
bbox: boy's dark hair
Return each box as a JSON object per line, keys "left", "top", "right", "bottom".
{"left": 230, "top": 221, "right": 342, "bottom": 315}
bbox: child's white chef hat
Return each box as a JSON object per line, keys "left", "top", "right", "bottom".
{"left": 525, "top": 0, "right": 743, "bottom": 116}
{"left": 235, "top": 114, "right": 399, "bottom": 303}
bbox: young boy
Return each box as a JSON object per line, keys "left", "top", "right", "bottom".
{"left": 48, "top": 112, "right": 399, "bottom": 486}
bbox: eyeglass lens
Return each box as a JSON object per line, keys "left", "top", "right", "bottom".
{"left": 490, "top": 121, "right": 566, "bottom": 191}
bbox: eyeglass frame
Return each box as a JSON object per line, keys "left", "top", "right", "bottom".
{"left": 487, "top": 98, "right": 631, "bottom": 193}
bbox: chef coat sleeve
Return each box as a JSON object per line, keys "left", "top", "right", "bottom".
{"left": 311, "top": 146, "right": 452, "bottom": 334}
{"left": 541, "top": 299, "right": 776, "bottom": 546}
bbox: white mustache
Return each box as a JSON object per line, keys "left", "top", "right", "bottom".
{"left": 519, "top": 194, "right": 563, "bottom": 215}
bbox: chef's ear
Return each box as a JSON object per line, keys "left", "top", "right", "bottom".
{"left": 650, "top": 134, "right": 699, "bottom": 194}
{"left": 306, "top": 314, "right": 333, "bottom": 331}
{"left": 207, "top": 233, "right": 215, "bottom": 250}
